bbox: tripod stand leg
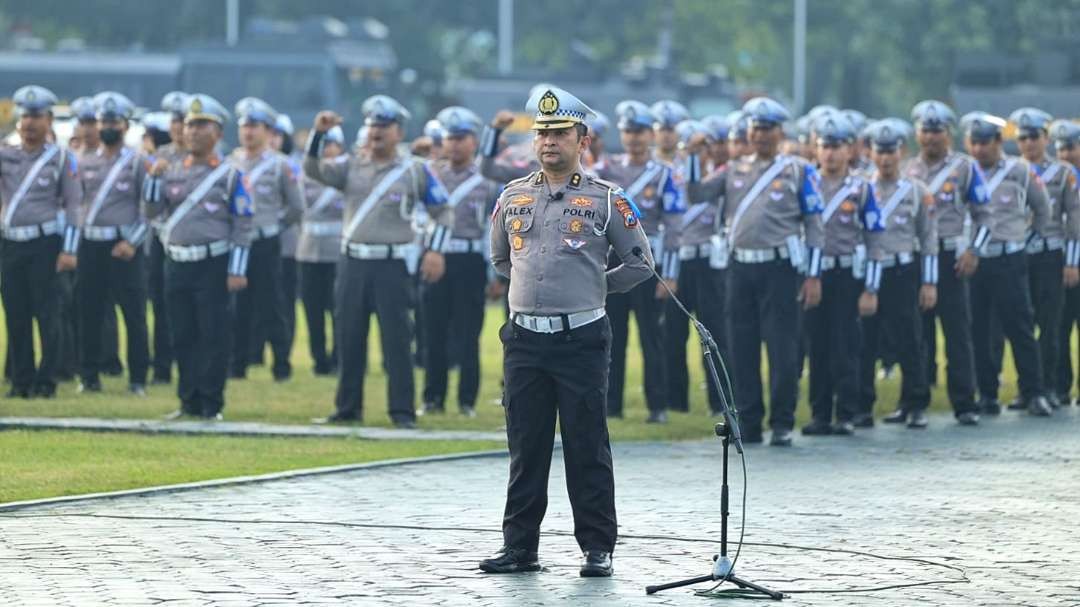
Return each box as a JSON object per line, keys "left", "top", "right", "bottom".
{"left": 726, "top": 575, "right": 784, "bottom": 600}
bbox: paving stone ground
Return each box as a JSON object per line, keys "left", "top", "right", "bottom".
{"left": 2, "top": 409, "right": 1080, "bottom": 606}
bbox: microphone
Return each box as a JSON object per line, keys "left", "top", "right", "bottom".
{"left": 631, "top": 246, "right": 744, "bottom": 453}
{"left": 549, "top": 191, "right": 564, "bottom": 201}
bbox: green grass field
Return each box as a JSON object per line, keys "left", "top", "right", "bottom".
{"left": 0, "top": 302, "right": 1032, "bottom": 502}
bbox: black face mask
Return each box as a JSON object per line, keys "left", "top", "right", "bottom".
{"left": 100, "top": 128, "right": 123, "bottom": 146}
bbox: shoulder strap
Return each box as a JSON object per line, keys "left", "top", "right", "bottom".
{"left": 447, "top": 173, "right": 486, "bottom": 209}
{"left": 309, "top": 187, "right": 339, "bottom": 215}
{"left": 625, "top": 162, "right": 664, "bottom": 199}
{"left": 85, "top": 148, "right": 135, "bottom": 226}
{"left": 985, "top": 158, "right": 1019, "bottom": 197}
{"left": 243, "top": 154, "right": 281, "bottom": 189}
{"left": 1040, "top": 162, "right": 1062, "bottom": 185}
{"left": 877, "top": 180, "right": 913, "bottom": 224}
{"left": 821, "top": 178, "right": 858, "bottom": 223}
{"left": 926, "top": 155, "right": 968, "bottom": 194}
{"left": 161, "top": 163, "right": 234, "bottom": 244}
{"left": 342, "top": 158, "right": 413, "bottom": 241}
{"left": 3, "top": 144, "right": 59, "bottom": 227}
{"left": 728, "top": 156, "right": 791, "bottom": 237}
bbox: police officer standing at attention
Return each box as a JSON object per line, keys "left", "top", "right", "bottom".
{"left": 147, "top": 91, "right": 190, "bottom": 385}
{"left": 75, "top": 92, "right": 151, "bottom": 396}
{"left": 144, "top": 94, "right": 253, "bottom": 420}
{"left": 480, "top": 86, "right": 653, "bottom": 577}
{"left": 0, "top": 85, "right": 81, "bottom": 399}
{"left": 1052, "top": 120, "right": 1080, "bottom": 404}
{"left": 858, "top": 119, "right": 938, "bottom": 428}
{"left": 297, "top": 126, "right": 346, "bottom": 377}
{"left": 964, "top": 114, "right": 1053, "bottom": 416}
{"left": 904, "top": 100, "right": 990, "bottom": 419}
{"left": 597, "top": 100, "right": 683, "bottom": 423}
{"left": 687, "top": 97, "right": 824, "bottom": 446}
{"left": 803, "top": 114, "right": 883, "bottom": 436}
{"left": 650, "top": 100, "right": 689, "bottom": 165}
{"left": 420, "top": 106, "right": 501, "bottom": 418}
{"left": 70, "top": 96, "right": 100, "bottom": 154}
{"left": 1009, "top": 108, "right": 1080, "bottom": 410}
{"left": 228, "top": 97, "right": 303, "bottom": 382}
{"left": 305, "top": 95, "right": 450, "bottom": 429}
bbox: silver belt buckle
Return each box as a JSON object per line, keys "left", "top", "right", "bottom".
{"left": 537, "top": 316, "right": 553, "bottom": 333}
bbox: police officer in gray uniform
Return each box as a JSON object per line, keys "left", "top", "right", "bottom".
{"left": 803, "top": 114, "right": 883, "bottom": 436}
{"left": 273, "top": 113, "right": 301, "bottom": 366}
{"left": 305, "top": 95, "right": 450, "bottom": 428}
{"left": 596, "top": 100, "right": 684, "bottom": 422}
{"left": 996, "top": 109, "right": 1080, "bottom": 410}
{"left": 147, "top": 91, "right": 190, "bottom": 385}
{"left": 144, "top": 94, "right": 254, "bottom": 420}
{"left": 904, "top": 100, "right": 991, "bottom": 419}
{"left": 858, "top": 119, "right": 938, "bottom": 429}
{"left": 297, "top": 125, "right": 346, "bottom": 376}
{"left": 964, "top": 114, "right": 1054, "bottom": 416}
{"left": 228, "top": 97, "right": 303, "bottom": 381}
{"left": 420, "top": 106, "right": 501, "bottom": 418}
{"left": 0, "top": 85, "right": 81, "bottom": 398}
{"left": 687, "top": 97, "right": 825, "bottom": 447}
{"left": 480, "top": 86, "right": 652, "bottom": 578}
{"left": 75, "top": 92, "right": 151, "bottom": 395}
{"left": 1053, "top": 121, "right": 1080, "bottom": 403}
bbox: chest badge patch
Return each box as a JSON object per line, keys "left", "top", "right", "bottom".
{"left": 570, "top": 197, "right": 592, "bottom": 207}
{"left": 563, "top": 237, "right": 587, "bottom": 250}
{"left": 512, "top": 235, "right": 525, "bottom": 251}
{"left": 569, "top": 219, "right": 584, "bottom": 233}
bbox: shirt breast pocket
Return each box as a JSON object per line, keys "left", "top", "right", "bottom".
{"left": 505, "top": 210, "right": 535, "bottom": 255}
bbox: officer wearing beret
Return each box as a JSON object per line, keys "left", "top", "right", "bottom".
{"left": 144, "top": 94, "right": 254, "bottom": 420}
{"left": 227, "top": 97, "right": 303, "bottom": 382}
{"left": 146, "top": 91, "right": 190, "bottom": 385}
{"left": 687, "top": 96, "right": 825, "bottom": 446}
{"left": 803, "top": 114, "right": 883, "bottom": 436}
{"left": 418, "top": 106, "right": 501, "bottom": 418}
{"left": 596, "top": 100, "right": 684, "bottom": 423}
{"left": 297, "top": 126, "right": 345, "bottom": 376}
{"left": 0, "top": 85, "right": 82, "bottom": 398}
{"left": 904, "top": 100, "right": 991, "bottom": 422}
{"left": 857, "top": 119, "right": 938, "bottom": 429}
{"left": 963, "top": 114, "right": 1054, "bottom": 416}
{"left": 993, "top": 108, "right": 1080, "bottom": 410}
{"left": 480, "top": 86, "right": 653, "bottom": 578}
{"left": 305, "top": 94, "right": 450, "bottom": 428}
{"left": 75, "top": 92, "right": 151, "bottom": 395}
{"left": 1052, "top": 120, "right": 1080, "bottom": 403}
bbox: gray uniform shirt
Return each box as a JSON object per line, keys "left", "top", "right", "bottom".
{"left": 229, "top": 149, "right": 303, "bottom": 233}
{"left": 978, "top": 156, "right": 1050, "bottom": 244}
{"left": 864, "top": 176, "right": 937, "bottom": 257}
{"left": 688, "top": 153, "right": 825, "bottom": 250}
{"left": 1029, "top": 159, "right": 1079, "bottom": 242}
{"left": 296, "top": 176, "right": 343, "bottom": 263}
{"left": 596, "top": 155, "right": 682, "bottom": 244}
{"left": 0, "top": 143, "right": 81, "bottom": 229}
{"left": 303, "top": 150, "right": 448, "bottom": 246}
{"left": 903, "top": 151, "right": 991, "bottom": 241}
{"left": 429, "top": 159, "right": 501, "bottom": 241}
{"left": 817, "top": 171, "right": 878, "bottom": 257}
{"left": 78, "top": 146, "right": 148, "bottom": 230}
{"left": 490, "top": 170, "right": 654, "bottom": 315}
{"left": 145, "top": 156, "right": 254, "bottom": 249}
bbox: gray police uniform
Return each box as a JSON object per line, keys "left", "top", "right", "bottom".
{"left": 970, "top": 153, "right": 1051, "bottom": 408}
{"left": 304, "top": 94, "right": 450, "bottom": 425}
{"left": 686, "top": 97, "right": 825, "bottom": 440}
{"left": 297, "top": 174, "right": 343, "bottom": 375}
{"left": 227, "top": 147, "right": 303, "bottom": 380}
{"left": 488, "top": 86, "right": 653, "bottom": 561}
{"left": 76, "top": 127, "right": 152, "bottom": 391}
{"left": 144, "top": 93, "right": 254, "bottom": 418}
{"left": 858, "top": 169, "right": 936, "bottom": 419}
{"left": 596, "top": 154, "right": 683, "bottom": 417}
{"left": 903, "top": 100, "right": 991, "bottom": 415}
{"left": 0, "top": 86, "right": 82, "bottom": 397}
{"left": 422, "top": 154, "right": 500, "bottom": 414}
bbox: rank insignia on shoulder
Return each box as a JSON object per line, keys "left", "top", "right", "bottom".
{"left": 512, "top": 235, "right": 525, "bottom": 251}
{"left": 570, "top": 173, "right": 582, "bottom": 188}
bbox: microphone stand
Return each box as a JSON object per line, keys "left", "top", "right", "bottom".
{"left": 632, "top": 247, "right": 782, "bottom": 600}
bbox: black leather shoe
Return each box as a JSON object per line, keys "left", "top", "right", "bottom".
{"left": 769, "top": 430, "right": 793, "bottom": 447}
{"left": 311, "top": 412, "right": 361, "bottom": 424}
{"left": 393, "top": 418, "right": 417, "bottom": 429}
{"left": 1047, "top": 393, "right": 1062, "bottom": 409}
{"left": 479, "top": 546, "right": 540, "bottom": 574}
{"left": 801, "top": 420, "right": 833, "bottom": 436}
{"left": 907, "top": 410, "right": 929, "bottom": 429}
{"left": 77, "top": 379, "right": 102, "bottom": 394}
{"left": 956, "top": 411, "right": 980, "bottom": 426}
{"left": 460, "top": 406, "right": 477, "bottom": 418}
{"left": 979, "top": 397, "right": 1001, "bottom": 416}
{"left": 1027, "top": 395, "right": 1053, "bottom": 417}
{"left": 418, "top": 402, "right": 444, "bottom": 416}
{"left": 5, "top": 387, "right": 31, "bottom": 399}
{"left": 832, "top": 421, "right": 855, "bottom": 436}
{"left": 851, "top": 413, "right": 875, "bottom": 428}
{"left": 882, "top": 409, "right": 908, "bottom": 424}
{"left": 32, "top": 384, "right": 56, "bottom": 399}
{"left": 646, "top": 410, "right": 668, "bottom": 424}
{"left": 579, "top": 550, "right": 613, "bottom": 577}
